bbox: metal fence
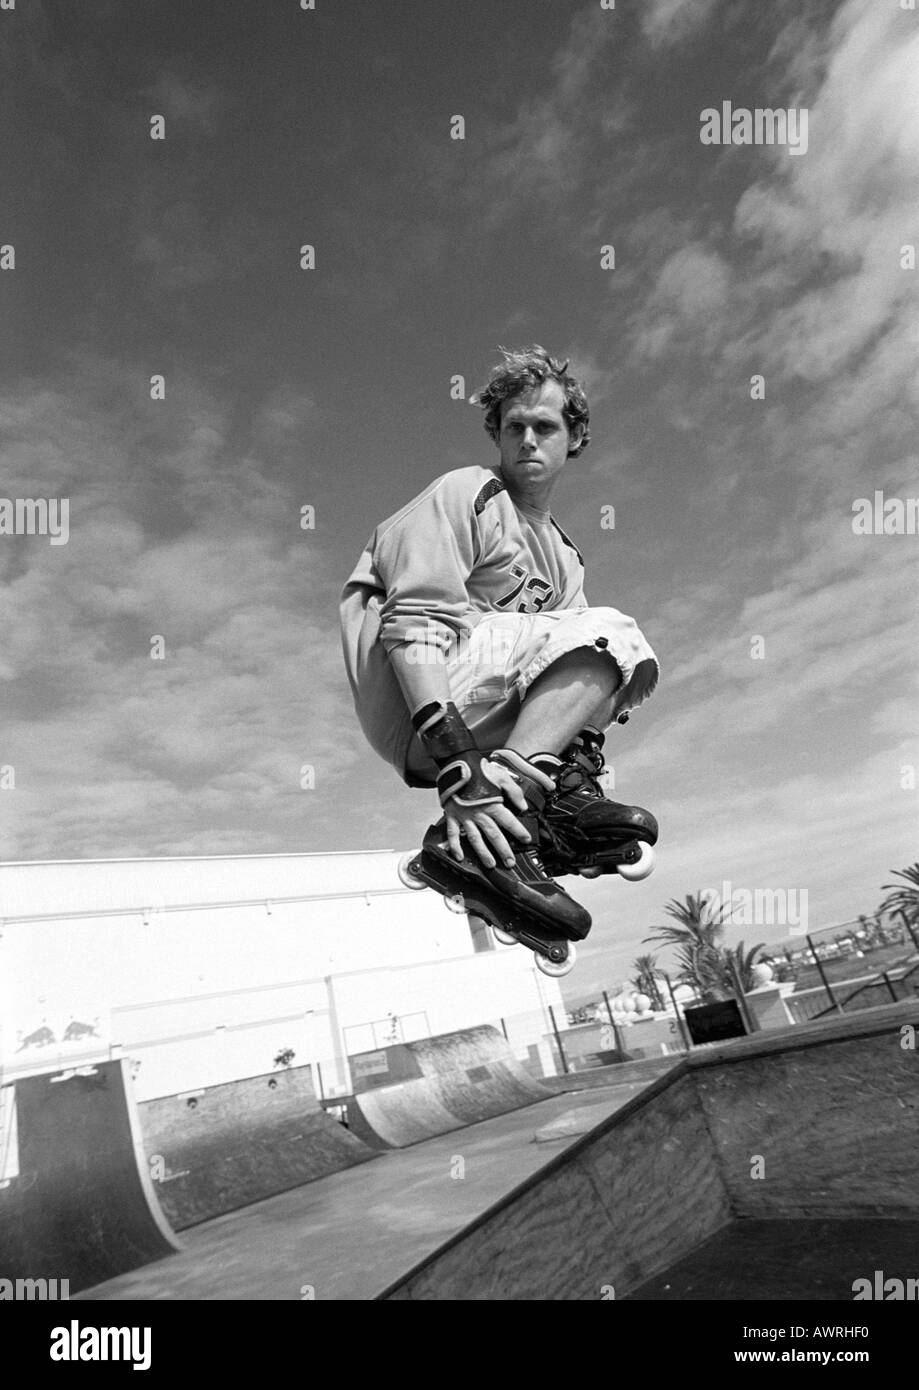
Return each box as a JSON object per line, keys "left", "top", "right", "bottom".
{"left": 509, "top": 911, "right": 919, "bottom": 1077}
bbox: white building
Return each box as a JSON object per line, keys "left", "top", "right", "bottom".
{"left": 0, "top": 851, "right": 565, "bottom": 1100}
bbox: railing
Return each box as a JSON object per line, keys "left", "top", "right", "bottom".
{"left": 812, "top": 960, "right": 919, "bottom": 1019}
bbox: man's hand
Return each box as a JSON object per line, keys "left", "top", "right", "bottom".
{"left": 412, "top": 701, "right": 534, "bottom": 870}
{"left": 443, "top": 758, "right": 531, "bottom": 870}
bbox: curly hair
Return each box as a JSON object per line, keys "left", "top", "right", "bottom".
{"left": 473, "top": 344, "right": 590, "bottom": 458}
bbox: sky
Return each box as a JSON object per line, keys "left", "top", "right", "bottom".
{"left": 1, "top": 0, "right": 916, "bottom": 998}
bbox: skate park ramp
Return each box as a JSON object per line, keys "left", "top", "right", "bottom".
{"left": 78, "top": 1076, "right": 646, "bottom": 1300}
{"left": 377, "top": 1002, "right": 919, "bottom": 1300}
{"left": 346, "top": 1025, "right": 553, "bottom": 1147}
{"left": 0, "top": 1060, "right": 181, "bottom": 1295}
{"left": 139, "top": 1064, "right": 377, "bottom": 1229}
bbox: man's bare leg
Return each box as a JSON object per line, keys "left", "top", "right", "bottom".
{"left": 400, "top": 647, "right": 623, "bottom": 869}
{"left": 403, "top": 647, "right": 619, "bottom": 781}
{"left": 504, "top": 647, "right": 621, "bottom": 758}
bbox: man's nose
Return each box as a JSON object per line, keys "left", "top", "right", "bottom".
{"left": 521, "top": 428, "right": 537, "bottom": 450}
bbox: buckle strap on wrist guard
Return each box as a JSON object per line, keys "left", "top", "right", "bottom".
{"left": 412, "top": 702, "right": 502, "bottom": 810}
{"left": 412, "top": 701, "right": 477, "bottom": 764}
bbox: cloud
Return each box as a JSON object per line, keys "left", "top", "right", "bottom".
{"left": 640, "top": 0, "right": 722, "bottom": 49}
{"left": 618, "top": 0, "right": 919, "bottom": 471}
{"left": 455, "top": 8, "right": 629, "bottom": 230}
{"left": 250, "top": 387, "right": 318, "bottom": 453}
{"left": 630, "top": 243, "right": 732, "bottom": 360}
{"left": 0, "top": 362, "right": 354, "bottom": 859}
{"left": 146, "top": 71, "right": 221, "bottom": 137}
{"left": 733, "top": 0, "right": 919, "bottom": 388}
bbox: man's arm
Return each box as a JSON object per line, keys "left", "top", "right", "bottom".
{"left": 371, "top": 474, "right": 533, "bottom": 865}
{"left": 388, "top": 640, "right": 453, "bottom": 722}
{"left": 375, "top": 473, "right": 481, "bottom": 657}
{"left": 388, "top": 634, "right": 534, "bottom": 869}
{"left": 376, "top": 476, "right": 473, "bottom": 722}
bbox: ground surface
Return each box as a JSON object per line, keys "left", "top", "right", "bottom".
{"left": 80, "top": 1081, "right": 645, "bottom": 1301}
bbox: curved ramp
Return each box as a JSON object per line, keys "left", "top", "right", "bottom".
{"left": 348, "top": 1025, "right": 552, "bottom": 1148}
{"left": 139, "top": 1064, "right": 376, "bottom": 1229}
{"left": 0, "top": 1060, "right": 181, "bottom": 1295}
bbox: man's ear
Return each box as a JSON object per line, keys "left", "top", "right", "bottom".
{"left": 567, "top": 425, "right": 585, "bottom": 456}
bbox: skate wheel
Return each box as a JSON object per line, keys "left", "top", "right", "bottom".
{"left": 492, "top": 928, "right": 518, "bottom": 946}
{"left": 397, "top": 852, "right": 426, "bottom": 890}
{"left": 536, "top": 943, "right": 577, "bottom": 978}
{"left": 616, "top": 842, "right": 655, "bottom": 882}
{"left": 579, "top": 866, "right": 603, "bottom": 879}
{"left": 444, "top": 893, "right": 467, "bottom": 914}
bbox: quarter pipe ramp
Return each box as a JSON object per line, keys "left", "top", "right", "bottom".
{"left": 348, "top": 1025, "right": 553, "bottom": 1148}
{"left": 0, "top": 1060, "right": 180, "bottom": 1295}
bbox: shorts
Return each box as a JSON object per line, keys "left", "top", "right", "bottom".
{"left": 400, "top": 605, "right": 659, "bottom": 787}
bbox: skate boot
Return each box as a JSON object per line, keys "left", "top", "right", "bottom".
{"left": 397, "top": 749, "right": 591, "bottom": 977}
{"left": 529, "top": 726, "right": 658, "bottom": 881}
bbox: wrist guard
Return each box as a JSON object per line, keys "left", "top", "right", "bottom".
{"left": 412, "top": 701, "right": 504, "bottom": 810}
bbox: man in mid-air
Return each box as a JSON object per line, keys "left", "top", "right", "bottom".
{"left": 340, "top": 345, "right": 659, "bottom": 960}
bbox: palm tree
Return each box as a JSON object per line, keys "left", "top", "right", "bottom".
{"left": 643, "top": 893, "right": 732, "bottom": 1004}
{"left": 631, "top": 953, "right": 665, "bottom": 1010}
{"left": 879, "top": 864, "right": 919, "bottom": 931}
{"left": 719, "top": 940, "right": 767, "bottom": 993}
{"left": 644, "top": 894, "right": 769, "bottom": 1002}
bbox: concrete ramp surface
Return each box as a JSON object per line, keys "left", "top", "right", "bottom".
{"left": 348, "top": 1025, "right": 552, "bottom": 1147}
{"left": 0, "top": 1060, "right": 180, "bottom": 1295}
{"left": 376, "top": 1003, "right": 919, "bottom": 1300}
{"left": 139, "top": 1064, "right": 376, "bottom": 1229}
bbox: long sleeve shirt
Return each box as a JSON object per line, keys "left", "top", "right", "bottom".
{"left": 340, "top": 464, "right": 586, "bottom": 769}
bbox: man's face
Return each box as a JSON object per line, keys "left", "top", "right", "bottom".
{"left": 496, "top": 380, "right": 581, "bottom": 495}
